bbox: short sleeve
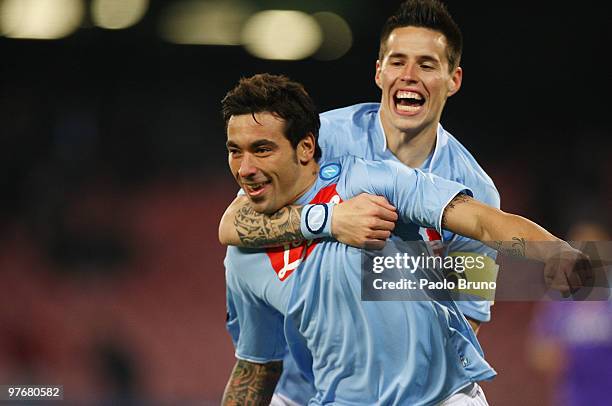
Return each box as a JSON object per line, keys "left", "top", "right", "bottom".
{"left": 225, "top": 269, "right": 287, "bottom": 363}
{"left": 342, "top": 157, "right": 472, "bottom": 234}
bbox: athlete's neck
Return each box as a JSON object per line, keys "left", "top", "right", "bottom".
{"left": 383, "top": 123, "right": 437, "bottom": 168}
{"left": 290, "top": 162, "right": 319, "bottom": 204}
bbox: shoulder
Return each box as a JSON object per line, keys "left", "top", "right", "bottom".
{"left": 318, "top": 103, "right": 381, "bottom": 160}
{"left": 319, "top": 103, "right": 379, "bottom": 139}
{"left": 322, "top": 155, "right": 412, "bottom": 198}
{"left": 323, "top": 155, "right": 405, "bottom": 177}
{"left": 438, "top": 130, "right": 500, "bottom": 208}
{"left": 320, "top": 102, "right": 379, "bottom": 125}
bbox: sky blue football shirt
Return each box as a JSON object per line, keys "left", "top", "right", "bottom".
{"left": 318, "top": 103, "right": 500, "bottom": 322}
{"left": 225, "top": 155, "right": 497, "bottom": 405}
{"left": 271, "top": 103, "right": 501, "bottom": 403}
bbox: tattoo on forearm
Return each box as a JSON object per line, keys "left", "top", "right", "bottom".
{"left": 235, "top": 204, "right": 304, "bottom": 247}
{"left": 492, "top": 237, "right": 527, "bottom": 258}
{"left": 441, "top": 193, "right": 472, "bottom": 229}
{"left": 222, "top": 360, "right": 282, "bottom": 406}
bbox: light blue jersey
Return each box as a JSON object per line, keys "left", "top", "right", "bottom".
{"left": 225, "top": 156, "right": 497, "bottom": 406}
{"left": 272, "top": 103, "right": 501, "bottom": 404}
{"left": 319, "top": 103, "right": 500, "bottom": 322}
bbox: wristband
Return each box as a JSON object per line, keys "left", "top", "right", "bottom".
{"left": 300, "top": 203, "right": 334, "bottom": 240}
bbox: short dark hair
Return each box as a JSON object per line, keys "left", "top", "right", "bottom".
{"left": 379, "top": 0, "right": 463, "bottom": 71}
{"left": 221, "top": 73, "right": 321, "bottom": 161}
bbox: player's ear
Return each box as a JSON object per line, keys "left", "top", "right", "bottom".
{"left": 447, "top": 66, "right": 462, "bottom": 96}
{"left": 298, "top": 133, "right": 316, "bottom": 164}
{"left": 375, "top": 59, "right": 383, "bottom": 90}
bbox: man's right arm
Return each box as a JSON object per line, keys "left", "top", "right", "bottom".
{"left": 441, "top": 194, "right": 593, "bottom": 295}
{"left": 219, "top": 196, "right": 304, "bottom": 248}
{"left": 348, "top": 159, "right": 592, "bottom": 295}
{"left": 222, "top": 359, "right": 282, "bottom": 406}
{"left": 219, "top": 195, "right": 398, "bottom": 249}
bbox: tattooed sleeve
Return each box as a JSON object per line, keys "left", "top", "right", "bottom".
{"left": 441, "top": 193, "right": 471, "bottom": 230}
{"left": 234, "top": 204, "right": 304, "bottom": 247}
{"left": 442, "top": 193, "right": 528, "bottom": 258}
{"left": 492, "top": 237, "right": 527, "bottom": 258}
{"left": 222, "top": 359, "right": 283, "bottom": 405}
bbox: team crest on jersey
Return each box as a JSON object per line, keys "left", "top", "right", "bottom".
{"left": 319, "top": 163, "right": 341, "bottom": 180}
{"left": 266, "top": 184, "right": 342, "bottom": 281}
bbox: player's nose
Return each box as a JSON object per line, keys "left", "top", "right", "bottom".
{"left": 238, "top": 153, "right": 258, "bottom": 178}
{"left": 399, "top": 62, "right": 418, "bottom": 82}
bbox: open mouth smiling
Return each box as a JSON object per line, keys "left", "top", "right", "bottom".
{"left": 394, "top": 90, "right": 425, "bottom": 113}
{"left": 242, "top": 180, "right": 272, "bottom": 197}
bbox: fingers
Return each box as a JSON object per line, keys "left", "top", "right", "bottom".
{"left": 544, "top": 251, "right": 595, "bottom": 297}
{"left": 576, "top": 255, "right": 595, "bottom": 287}
{"left": 345, "top": 194, "right": 398, "bottom": 221}
{"left": 362, "top": 195, "right": 398, "bottom": 222}
{"left": 359, "top": 194, "right": 398, "bottom": 220}
{"left": 568, "top": 255, "right": 594, "bottom": 296}
{"left": 544, "top": 261, "right": 570, "bottom": 296}
{"left": 375, "top": 206, "right": 399, "bottom": 222}
{"left": 368, "top": 229, "right": 392, "bottom": 241}
{"left": 364, "top": 239, "right": 387, "bottom": 250}
{"left": 339, "top": 222, "right": 393, "bottom": 249}
{"left": 362, "top": 194, "right": 396, "bottom": 211}
{"left": 334, "top": 194, "right": 398, "bottom": 249}
{"left": 565, "top": 266, "right": 582, "bottom": 295}
{"left": 372, "top": 219, "right": 396, "bottom": 232}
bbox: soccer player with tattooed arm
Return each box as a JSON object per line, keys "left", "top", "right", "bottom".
{"left": 219, "top": 73, "right": 592, "bottom": 406}
{"left": 221, "top": 1, "right": 500, "bottom": 403}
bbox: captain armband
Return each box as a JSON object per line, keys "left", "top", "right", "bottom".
{"left": 300, "top": 203, "right": 335, "bottom": 240}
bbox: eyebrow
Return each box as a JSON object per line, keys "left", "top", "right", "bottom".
{"left": 251, "top": 139, "right": 277, "bottom": 148}
{"left": 226, "top": 139, "right": 278, "bottom": 149}
{"left": 387, "top": 52, "right": 440, "bottom": 62}
{"left": 387, "top": 52, "right": 407, "bottom": 59}
{"left": 418, "top": 55, "right": 440, "bottom": 63}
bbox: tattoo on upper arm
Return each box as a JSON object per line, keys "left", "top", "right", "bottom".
{"left": 441, "top": 193, "right": 472, "bottom": 229}
{"left": 492, "top": 237, "right": 526, "bottom": 257}
{"left": 222, "top": 360, "right": 282, "bottom": 406}
{"left": 234, "top": 204, "right": 304, "bottom": 247}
